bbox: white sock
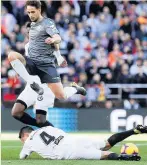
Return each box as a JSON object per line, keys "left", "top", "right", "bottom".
{"left": 54, "top": 50, "right": 64, "bottom": 66}
{"left": 10, "top": 59, "right": 33, "bottom": 84}
{"left": 64, "top": 87, "right": 77, "bottom": 99}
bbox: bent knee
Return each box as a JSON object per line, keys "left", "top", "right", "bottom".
{"left": 11, "top": 104, "right": 25, "bottom": 118}
{"left": 8, "top": 51, "right": 26, "bottom": 65}
{"left": 101, "top": 141, "right": 111, "bottom": 151}
{"left": 11, "top": 109, "right": 24, "bottom": 118}
{"left": 8, "top": 51, "right": 18, "bottom": 62}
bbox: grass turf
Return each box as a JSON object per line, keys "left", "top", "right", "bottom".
{"left": 1, "top": 141, "right": 147, "bottom": 165}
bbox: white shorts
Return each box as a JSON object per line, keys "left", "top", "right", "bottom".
{"left": 56, "top": 136, "right": 106, "bottom": 160}
{"left": 17, "top": 83, "right": 55, "bottom": 112}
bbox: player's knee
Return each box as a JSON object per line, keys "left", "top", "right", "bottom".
{"left": 101, "top": 141, "right": 111, "bottom": 151}
{"left": 8, "top": 51, "right": 26, "bottom": 65}
{"left": 8, "top": 51, "right": 18, "bottom": 62}
{"left": 11, "top": 104, "right": 25, "bottom": 118}
{"left": 11, "top": 108, "right": 24, "bottom": 118}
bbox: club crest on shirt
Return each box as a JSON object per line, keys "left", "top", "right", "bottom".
{"left": 37, "top": 95, "right": 43, "bottom": 101}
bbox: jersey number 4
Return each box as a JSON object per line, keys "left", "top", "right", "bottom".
{"left": 40, "top": 131, "right": 55, "bottom": 145}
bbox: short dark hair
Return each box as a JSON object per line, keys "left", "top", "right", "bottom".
{"left": 25, "top": 0, "right": 41, "bottom": 9}
{"left": 19, "top": 126, "right": 34, "bottom": 139}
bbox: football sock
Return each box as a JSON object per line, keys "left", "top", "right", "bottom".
{"left": 38, "top": 121, "right": 54, "bottom": 127}
{"left": 64, "top": 87, "right": 77, "bottom": 99}
{"left": 14, "top": 112, "right": 39, "bottom": 127}
{"left": 10, "top": 59, "right": 33, "bottom": 84}
{"left": 14, "top": 113, "right": 53, "bottom": 127}
{"left": 107, "top": 153, "right": 119, "bottom": 160}
{"left": 108, "top": 129, "right": 135, "bottom": 147}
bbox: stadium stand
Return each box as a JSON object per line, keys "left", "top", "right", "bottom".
{"left": 1, "top": 0, "right": 147, "bottom": 108}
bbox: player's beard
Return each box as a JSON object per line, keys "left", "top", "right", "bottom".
{"left": 30, "top": 17, "right": 38, "bottom": 22}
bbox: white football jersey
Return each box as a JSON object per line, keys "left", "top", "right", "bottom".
{"left": 25, "top": 43, "right": 57, "bottom": 57}
{"left": 20, "top": 126, "right": 66, "bottom": 159}
{"left": 20, "top": 126, "right": 106, "bottom": 160}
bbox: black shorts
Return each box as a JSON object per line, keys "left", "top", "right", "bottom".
{"left": 25, "top": 56, "right": 61, "bottom": 83}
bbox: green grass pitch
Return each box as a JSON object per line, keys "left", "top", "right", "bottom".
{"left": 1, "top": 141, "right": 147, "bottom": 165}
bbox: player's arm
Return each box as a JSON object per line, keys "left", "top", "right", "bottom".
{"left": 45, "top": 19, "right": 61, "bottom": 45}
{"left": 54, "top": 43, "right": 67, "bottom": 67}
{"left": 45, "top": 34, "right": 61, "bottom": 44}
{"left": 19, "top": 145, "right": 32, "bottom": 160}
{"left": 20, "top": 153, "right": 28, "bottom": 160}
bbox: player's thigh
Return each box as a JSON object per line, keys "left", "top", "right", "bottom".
{"left": 90, "top": 138, "right": 107, "bottom": 150}
{"left": 48, "top": 82, "right": 66, "bottom": 99}
{"left": 37, "top": 65, "right": 61, "bottom": 84}
{"left": 35, "top": 84, "right": 55, "bottom": 111}
{"left": 24, "top": 56, "right": 38, "bottom": 75}
{"left": 8, "top": 51, "right": 26, "bottom": 65}
{"left": 17, "top": 84, "right": 37, "bottom": 108}
{"left": 73, "top": 137, "right": 106, "bottom": 150}
{"left": 68, "top": 147, "right": 102, "bottom": 160}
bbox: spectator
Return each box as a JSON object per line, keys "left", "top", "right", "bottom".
{"left": 136, "top": 24, "right": 147, "bottom": 42}
{"left": 124, "top": 99, "right": 140, "bottom": 110}
{"left": 108, "top": 30, "right": 122, "bottom": 52}
{"left": 105, "top": 72, "right": 116, "bottom": 84}
{"left": 103, "top": 6, "right": 113, "bottom": 23}
{"left": 105, "top": 100, "right": 113, "bottom": 109}
{"left": 117, "top": 63, "right": 132, "bottom": 84}
{"left": 98, "top": 58, "right": 111, "bottom": 82}
{"left": 108, "top": 44, "right": 123, "bottom": 68}
{"left": 130, "top": 58, "right": 145, "bottom": 75}
{"left": 117, "top": 63, "right": 133, "bottom": 99}
{"left": 135, "top": 0, "right": 147, "bottom": 16}
{"left": 1, "top": 6, "right": 17, "bottom": 35}
{"left": 120, "top": 16, "right": 132, "bottom": 35}
{"left": 2, "top": 69, "right": 21, "bottom": 95}
{"left": 96, "top": 13, "right": 112, "bottom": 37}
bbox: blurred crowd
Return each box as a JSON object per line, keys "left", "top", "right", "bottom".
{"left": 1, "top": 0, "right": 147, "bottom": 108}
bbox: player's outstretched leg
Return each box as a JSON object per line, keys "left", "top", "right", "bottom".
{"left": 70, "top": 82, "right": 87, "bottom": 96}
{"left": 8, "top": 51, "right": 44, "bottom": 95}
{"left": 102, "top": 125, "right": 147, "bottom": 151}
{"left": 48, "top": 82, "right": 87, "bottom": 100}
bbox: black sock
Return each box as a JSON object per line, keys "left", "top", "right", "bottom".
{"left": 107, "top": 153, "right": 119, "bottom": 160}
{"left": 108, "top": 129, "right": 135, "bottom": 147}
{"left": 14, "top": 113, "right": 54, "bottom": 127}
{"left": 38, "top": 121, "right": 54, "bottom": 127}
{"left": 14, "top": 112, "right": 39, "bottom": 127}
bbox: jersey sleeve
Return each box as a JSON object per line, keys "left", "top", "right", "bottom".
{"left": 45, "top": 19, "right": 59, "bottom": 37}
{"left": 19, "top": 144, "right": 32, "bottom": 159}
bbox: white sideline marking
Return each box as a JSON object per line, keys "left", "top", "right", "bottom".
{"left": 2, "top": 143, "right": 147, "bottom": 148}
{"left": 1, "top": 133, "right": 147, "bottom": 141}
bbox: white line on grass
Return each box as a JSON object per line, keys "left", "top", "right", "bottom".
{"left": 2, "top": 143, "right": 147, "bottom": 148}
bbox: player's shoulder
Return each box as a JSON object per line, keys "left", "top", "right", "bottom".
{"left": 43, "top": 17, "right": 55, "bottom": 26}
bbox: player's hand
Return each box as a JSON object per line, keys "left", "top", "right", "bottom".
{"left": 59, "top": 59, "right": 68, "bottom": 68}
{"left": 45, "top": 37, "right": 55, "bottom": 44}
